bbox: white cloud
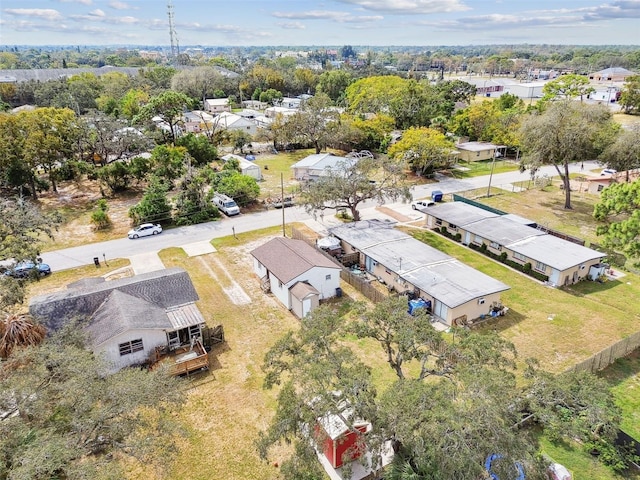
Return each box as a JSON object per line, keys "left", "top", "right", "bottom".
{"left": 3, "top": 8, "right": 64, "bottom": 21}
{"left": 278, "top": 22, "right": 306, "bottom": 30}
{"left": 272, "top": 10, "right": 383, "bottom": 23}
{"left": 70, "top": 12, "right": 139, "bottom": 25}
{"left": 108, "top": 1, "right": 133, "bottom": 10}
{"left": 56, "top": 0, "right": 92, "bottom": 4}
{"left": 333, "top": 0, "right": 470, "bottom": 14}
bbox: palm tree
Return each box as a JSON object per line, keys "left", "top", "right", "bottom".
{"left": 0, "top": 310, "right": 46, "bottom": 359}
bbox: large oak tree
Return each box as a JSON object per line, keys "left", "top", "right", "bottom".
{"left": 519, "top": 100, "right": 617, "bottom": 209}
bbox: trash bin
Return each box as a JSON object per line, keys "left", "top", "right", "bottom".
{"left": 335, "top": 287, "right": 343, "bottom": 298}
{"left": 93, "top": 257, "right": 100, "bottom": 267}
{"left": 431, "top": 190, "right": 444, "bottom": 202}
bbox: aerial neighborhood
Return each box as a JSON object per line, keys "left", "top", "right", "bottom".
{"left": 1, "top": 18, "right": 640, "bottom": 480}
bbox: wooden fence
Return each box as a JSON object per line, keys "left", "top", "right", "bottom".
{"left": 202, "top": 324, "right": 225, "bottom": 348}
{"left": 340, "top": 270, "right": 389, "bottom": 304}
{"left": 567, "top": 330, "right": 640, "bottom": 374}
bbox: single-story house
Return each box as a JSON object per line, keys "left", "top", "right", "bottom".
{"left": 204, "top": 98, "right": 231, "bottom": 113}
{"left": 241, "top": 100, "right": 268, "bottom": 110}
{"left": 278, "top": 97, "right": 303, "bottom": 109}
{"left": 589, "top": 67, "right": 636, "bottom": 83}
{"left": 221, "top": 153, "right": 262, "bottom": 180}
{"left": 29, "top": 268, "right": 208, "bottom": 373}
{"left": 183, "top": 110, "right": 215, "bottom": 133}
{"left": 463, "top": 78, "right": 505, "bottom": 97}
{"left": 504, "top": 81, "right": 545, "bottom": 99}
{"left": 251, "top": 237, "right": 341, "bottom": 318}
{"left": 291, "top": 153, "right": 356, "bottom": 182}
{"left": 214, "top": 111, "right": 257, "bottom": 136}
{"left": 454, "top": 141, "right": 504, "bottom": 162}
{"left": 424, "top": 202, "right": 605, "bottom": 286}
{"left": 585, "top": 169, "right": 639, "bottom": 195}
{"left": 265, "top": 106, "right": 297, "bottom": 119}
{"left": 329, "top": 220, "right": 510, "bottom": 326}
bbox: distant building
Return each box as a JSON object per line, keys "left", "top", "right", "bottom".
{"left": 589, "top": 67, "right": 636, "bottom": 83}
{"left": 204, "top": 98, "right": 231, "bottom": 114}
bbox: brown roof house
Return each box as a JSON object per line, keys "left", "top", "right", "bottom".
{"left": 251, "top": 237, "right": 342, "bottom": 318}
{"left": 29, "top": 268, "right": 208, "bottom": 374}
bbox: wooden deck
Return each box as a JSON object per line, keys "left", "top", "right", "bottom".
{"left": 151, "top": 341, "right": 209, "bottom": 376}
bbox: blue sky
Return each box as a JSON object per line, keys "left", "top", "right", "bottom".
{"left": 1, "top": 0, "right": 640, "bottom": 46}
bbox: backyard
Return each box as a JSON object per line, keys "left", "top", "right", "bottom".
{"left": 22, "top": 146, "right": 640, "bottom": 479}
{"left": 24, "top": 214, "right": 640, "bottom": 480}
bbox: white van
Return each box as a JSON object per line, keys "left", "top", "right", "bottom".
{"left": 213, "top": 193, "right": 240, "bottom": 216}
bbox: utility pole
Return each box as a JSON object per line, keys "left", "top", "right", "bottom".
{"left": 167, "top": 0, "right": 180, "bottom": 64}
{"left": 281, "top": 173, "right": 286, "bottom": 237}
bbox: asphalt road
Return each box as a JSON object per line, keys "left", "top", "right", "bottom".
{"left": 40, "top": 160, "right": 602, "bottom": 272}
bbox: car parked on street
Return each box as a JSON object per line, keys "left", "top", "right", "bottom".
{"left": 128, "top": 223, "right": 162, "bottom": 239}
{"left": 3, "top": 261, "right": 52, "bottom": 278}
{"left": 411, "top": 199, "right": 436, "bottom": 210}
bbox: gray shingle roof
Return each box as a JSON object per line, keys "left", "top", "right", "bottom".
{"left": 29, "top": 268, "right": 199, "bottom": 333}
{"left": 251, "top": 237, "right": 340, "bottom": 284}
{"left": 86, "top": 290, "right": 170, "bottom": 347}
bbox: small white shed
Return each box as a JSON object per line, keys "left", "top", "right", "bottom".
{"left": 221, "top": 154, "right": 262, "bottom": 180}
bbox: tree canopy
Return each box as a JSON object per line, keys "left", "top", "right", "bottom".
{"left": 594, "top": 179, "right": 640, "bottom": 264}
{"left": 541, "top": 74, "right": 595, "bottom": 102}
{"left": 0, "top": 326, "right": 185, "bottom": 480}
{"left": 519, "top": 100, "right": 617, "bottom": 209}
{"left": 298, "top": 154, "right": 411, "bottom": 221}
{"left": 388, "top": 127, "right": 455, "bottom": 176}
{"left": 259, "top": 297, "right": 623, "bottom": 480}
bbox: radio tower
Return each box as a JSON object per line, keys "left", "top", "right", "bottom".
{"left": 167, "top": 0, "right": 180, "bottom": 63}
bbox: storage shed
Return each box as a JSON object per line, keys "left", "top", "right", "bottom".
{"left": 317, "top": 412, "right": 371, "bottom": 469}
{"left": 290, "top": 281, "right": 320, "bottom": 319}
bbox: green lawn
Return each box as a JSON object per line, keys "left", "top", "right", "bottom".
{"left": 599, "top": 350, "right": 640, "bottom": 440}
{"left": 451, "top": 158, "right": 520, "bottom": 178}
{"left": 539, "top": 435, "right": 637, "bottom": 480}
{"left": 408, "top": 228, "right": 640, "bottom": 373}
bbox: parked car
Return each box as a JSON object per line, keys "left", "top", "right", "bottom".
{"left": 411, "top": 199, "right": 436, "bottom": 210}
{"left": 4, "top": 261, "right": 52, "bottom": 278}
{"left": 127, "top": 223, "right": 162, "bottom": 239}
{"left": 601, "top": 168, "right": 617, "bottom": 175}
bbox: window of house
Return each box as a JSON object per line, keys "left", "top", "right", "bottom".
{"left": 474, "top": 235, "right": 482, "bottom": 244}
{"left": 435, "top": 219, "right": 442, "bottom": 226}
{"left": 490, "top": 241, "right": 501, "bottom": 250}
{"left": 449, "top": 224, "right": 458, "bottom": 231}
{"left": 119, "top": 339, "right": 143, "bottom": 356}
{"left": 325, "top": 274, "right": 332, "bottom": 280}
{"left": 513, "top": 252, "right": 526, "bottom": 262}
{"left": 597, "top": 185, "right": 604, "bottom": 192}
{"left": 535, "top": 261, "right": 547, "bottom": 272}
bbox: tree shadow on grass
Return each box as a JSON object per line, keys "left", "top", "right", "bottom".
{"left": 208, "top": 340, "right": 231, "bottom": 372}
{"left": 597, "top": 349, "right": 640, "bottom": 387}
{"left": 561, "top": 278, "right": 622, "bottom": 298}
{"left": 474, "top": 307, "right": 527, "bottom": 334}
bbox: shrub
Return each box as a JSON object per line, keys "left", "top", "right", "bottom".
{"left": 90, "top": 199, "right": 111, "bottom": 231}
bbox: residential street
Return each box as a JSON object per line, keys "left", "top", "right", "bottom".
{"left": 40, "top": 160, "right": 602, "bottom": 272}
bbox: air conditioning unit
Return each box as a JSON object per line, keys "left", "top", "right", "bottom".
{"left": 478, "top": 298, "right": 485, "bottom": 305}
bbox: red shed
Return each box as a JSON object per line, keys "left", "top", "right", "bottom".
{"left": 316, "top": 412, "right": 371, "bottom": 469}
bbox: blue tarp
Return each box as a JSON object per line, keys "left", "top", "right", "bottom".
{"left": 408, "top": 298, "right": 431, "bottom": 315}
